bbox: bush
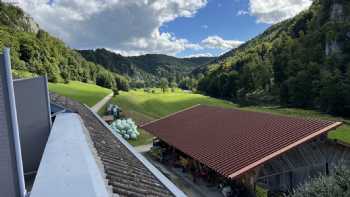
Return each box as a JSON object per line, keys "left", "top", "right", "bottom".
{"left": 12, "top": 69, "right": 37, "bottom": 79}
{"left": 110, "top": 118, "right": 140, "bottom": 140}
{"left": 112, "top": 87, "right": 119, "bottom": 96}
{"left": 290, "top": 165, "right": 350, "bottom": 197}
{"left": 63, "top": 77, "right": 70, "bottom": 84}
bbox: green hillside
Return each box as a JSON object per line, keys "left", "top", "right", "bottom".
{"left": 111, "top": 89, "right": 233, "bottom": 121}
{"left": 197, "top": 0, "right": 350, "bottom": 116}
{"left": 48, "top": 81, "right": 111, "bottom": 107}
{"left": 78, "top": 48, "right": 215, "bottom": 86}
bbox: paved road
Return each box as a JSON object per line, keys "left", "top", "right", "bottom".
{"left": 91, "top": 93, "right": 113, "bottom": 112}
{"left": 142, "top": 153, "right": 222, "bottom": 197}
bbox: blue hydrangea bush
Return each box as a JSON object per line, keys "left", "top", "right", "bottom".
{"left": 110, "top": 118, "right": 140, "bottom": 140}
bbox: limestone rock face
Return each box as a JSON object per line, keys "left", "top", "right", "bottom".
{"left": 20, "top": 13, "right": 40, "bottom": 34}
{"left": 325, "top": 1, "right": 346, "bottom": 56}
{"left": 0, "top": 3, "right": 40, "bottom": 34}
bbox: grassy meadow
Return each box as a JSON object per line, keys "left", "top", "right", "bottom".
{"left": 107, "top": 88, "right": 350, "bottom": 146}
{"left": 48, "top": 81, "right": 112, "bottom": 107}
{"left": 111, "top": 88, "right": 234, "bottom": 121}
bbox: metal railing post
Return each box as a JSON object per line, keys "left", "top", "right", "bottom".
{"left": 3, "top": 48, "right": 27, "bottom": 197}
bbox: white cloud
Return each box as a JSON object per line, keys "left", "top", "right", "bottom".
{"left": 237, "top": 10, "right": 249, "bottom": 16}
{"left": 184, "top": 52, "right": 214, "bottom": 58}
{"left": 201, "top": 24, "right": 209, "bottom": 29}
{"left": 249, "top": 0, "right": 312, "bottom": 24}
{"left": 201, "top": 36, "right": 243, "bottom": 50}
{"left": 12, "top": 0, "right": 207, "bottom": 56}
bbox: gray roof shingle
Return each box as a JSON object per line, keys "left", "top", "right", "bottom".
{"left": 50, "top": 93, "right": 175, "bottom": 197}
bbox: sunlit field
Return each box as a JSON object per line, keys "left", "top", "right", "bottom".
{"left": 48, "top": 81, "right": 112, "bottom": 107}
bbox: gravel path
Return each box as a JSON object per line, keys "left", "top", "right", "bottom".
{"left": 91, "top": 93, "right": 113, "bottom": 112}
{"left": 135, "top": 143, "right": 153, "bottom": 153}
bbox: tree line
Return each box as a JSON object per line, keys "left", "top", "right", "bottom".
{"left": 78, "top": 48, "right": 215, "bottom": 88}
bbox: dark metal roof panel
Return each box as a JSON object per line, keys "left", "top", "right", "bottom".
{"left": 14, "top": 77, "right": 52, "bottom": 174}
{"left": 141, "top": 105, "right": 342, "bottom": 178}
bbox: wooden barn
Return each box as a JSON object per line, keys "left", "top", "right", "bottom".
{"left": 141, "top": 105, "right": 349, "bottom": 196}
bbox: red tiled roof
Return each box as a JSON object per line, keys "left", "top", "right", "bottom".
{"left": 141, "top": 105, "right": 342, "bottom": 179}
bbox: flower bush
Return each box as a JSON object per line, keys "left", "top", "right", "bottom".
{"left": 110, "top": 118, "right": 140, "bottom": 140}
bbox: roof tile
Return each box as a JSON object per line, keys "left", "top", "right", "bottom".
{"left": 142, "top": 105, "right": 341, "bottom": 178}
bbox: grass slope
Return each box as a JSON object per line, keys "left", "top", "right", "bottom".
{"left": 112, "top": 89, "right": 234, "bottom": 120}
{"left": 49, "top": 81, "right": 112, "bottom": 107}
{"left": 109, "top": 89, "right": 349, "bottom": 146}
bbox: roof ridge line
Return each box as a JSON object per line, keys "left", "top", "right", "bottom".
{"left": 85, "top": 104, "right": 187, "bottom": 197}
{"left": 228, "top": 121, "right": 343, "bottom": 179}
{"left": 76, "top": 114, "right": 114, "bottom": 195}
{"left": 140, "top": 104, "right": 201, "bottom": 127}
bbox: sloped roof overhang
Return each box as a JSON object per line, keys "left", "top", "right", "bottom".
{"left": 142, "top": 105, "right": 342, "bottom": 179}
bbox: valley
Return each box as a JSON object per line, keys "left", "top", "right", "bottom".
{"left": 1, "top": 0, "right": 350, "bottom": 196}
{"left": 100, "top": 87, "right": 350, "bottom": 147}
{"left": 47, "top": 78, "right": 350, "bottom": 149}
{"left": 79, "top": 48, "right": 215, "bottom": 86}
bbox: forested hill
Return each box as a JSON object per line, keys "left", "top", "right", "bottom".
{"left": 0, "top": 2, "right": 128, "bottom": 91}
{"left": 78, "top": 48, "right": 215, "bottom": 85}
{"left": 197, "top": 0, "right": 350, "bottom": 116}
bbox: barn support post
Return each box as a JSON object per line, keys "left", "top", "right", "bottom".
{"left": 240, "top": 167, "right": 262, "bottom": 197}
{"left": 253, "top": 166, "right": 262, "bottom": 196}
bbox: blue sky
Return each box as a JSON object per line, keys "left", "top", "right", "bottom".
{"left": 162, "top": 0, "right": 270, "bottom": 57}
{"left": 16, "top": 0, "right": 312, "bottom": 57}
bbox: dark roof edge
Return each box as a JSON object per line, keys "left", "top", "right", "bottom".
{"left": 229, "top": 121, "right": 343, "bottom": 179}
{"left": 86, "top": 105, "right": 187, "bottom": 197}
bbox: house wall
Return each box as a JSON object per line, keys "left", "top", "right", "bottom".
{"left": 257, "top": 136, "right": 350, "bottom": 192}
